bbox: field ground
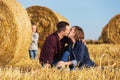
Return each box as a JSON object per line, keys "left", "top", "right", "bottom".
{"left": 0, "top": 44, "right": 120, "bottom": 80}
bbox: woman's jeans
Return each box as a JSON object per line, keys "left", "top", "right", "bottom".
{"left": 29, "top": 50, "right": 38, "bottom": 59}
{"left": 52, "top": 51, "right": 70, "bottom": 66}
{"left": 61, "top": 51, "right": 77, "bottom": 70}
{"left": 61, "top": 51, "right": 70, "bottom": 62}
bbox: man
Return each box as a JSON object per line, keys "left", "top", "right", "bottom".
{"left": 39, "top": 21, "right": 71, "bottom": 67}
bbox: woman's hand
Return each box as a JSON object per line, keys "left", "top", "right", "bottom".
{"left": 57, "top": 61, "right": 66, "bottom": 67}
{"left": 81, "top": 39, "right": 86, "bottom": 45}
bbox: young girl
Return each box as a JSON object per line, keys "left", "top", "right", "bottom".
{"left": 57, "top": 26, "right": 96, "bottom": 69}
{"left": 29, "top": 25, "right": 39, "bottom": 59}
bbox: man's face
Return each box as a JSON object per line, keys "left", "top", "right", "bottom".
{"left": 63, "top": 25, "right": 70, "bottom": 36}
{"left": 68, "top": 27, "right": 75, "bottom": 39}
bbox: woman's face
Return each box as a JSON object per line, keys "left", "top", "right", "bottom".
{"left": 68, "top": 27, "right": 75, "bottom": 39}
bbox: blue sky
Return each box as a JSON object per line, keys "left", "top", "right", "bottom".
{"left": 17, "top": 0, "right": 120, "bottom": 40}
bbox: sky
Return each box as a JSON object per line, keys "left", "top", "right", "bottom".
{"left": 17, "top": 0, "right": 120, "bottom": 40}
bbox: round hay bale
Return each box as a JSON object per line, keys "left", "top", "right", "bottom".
{"left": 54, "top": 12, "right": 69, "bottom": 22}
{"left": 0, "top": 0, "right": 32, "bottom": 66}
{"left": 26, "top": 6, "right": 59, "bottom": 48}
{"left": 99, "top": 14, "right": 120, "bottom": 44}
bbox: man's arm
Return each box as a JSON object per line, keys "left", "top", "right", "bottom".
{"left": 42, "top": 36, "right": 56, "bottom": 64}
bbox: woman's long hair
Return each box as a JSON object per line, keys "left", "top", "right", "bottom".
{"left": 72, "top": 26, "right": 84, "bottom": 41}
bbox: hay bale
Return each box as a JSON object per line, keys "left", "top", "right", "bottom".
{"left": 0, "top": 0, "right": 32, "bottom": 66}
{"left": 99, "top": 14, "right": 120, "bottom": 44}
{"left": 54, "top": 12, "right": 69, "bottom": 22}
{"left": 27, "top": 6, "right": 59, "bottom": 48}
{"left": 26, "top": 6, "right": 69, "bottom": 49}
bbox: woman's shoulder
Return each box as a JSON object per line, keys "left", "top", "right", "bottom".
{"left": 76, "top": 41, "right": 86, "bottom": 48}
{"left": 76, "top": 41, "right": 83, "bottom": 45}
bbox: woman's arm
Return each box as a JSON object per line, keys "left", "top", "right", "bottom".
{"left": 57, "top": 60, "right": 77, "bottom": 67}
{"left": 76, "top": 45, "right": 86, "bottom": 64}
{"left": 65, "top": 60, "right": 77, "bottom": 66}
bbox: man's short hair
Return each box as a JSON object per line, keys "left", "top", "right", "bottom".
{"left": 57, "top": 21, "right": 69, "bottom": 32}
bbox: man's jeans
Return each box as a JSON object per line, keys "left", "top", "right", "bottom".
{"left": 29, "top": 50, "right": 38, "bottom": 59}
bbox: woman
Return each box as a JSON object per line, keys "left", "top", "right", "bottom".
{"left": 57, "top": 26, "right": 96, "bottom": 69}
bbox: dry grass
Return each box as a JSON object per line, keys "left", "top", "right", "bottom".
{"left": 0, "top": 65, "right": 119, "bottom": 80}
{"left": 0, "top": 44, "right": 120, "bottom": 80}
{"left": 87, "top": 44, "right": 120, "bottom": 68}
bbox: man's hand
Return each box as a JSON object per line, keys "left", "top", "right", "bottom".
{"left": 44, "top": 63, "right": 51, "bottom": 68}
